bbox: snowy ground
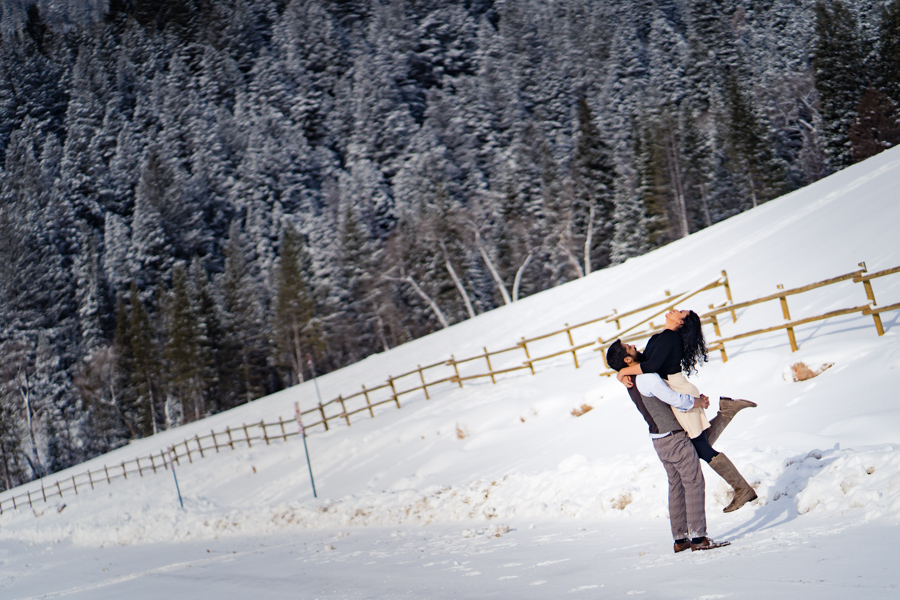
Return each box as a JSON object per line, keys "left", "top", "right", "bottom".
{"left": 2, "top": 148, "right": 900, "bottom": 598}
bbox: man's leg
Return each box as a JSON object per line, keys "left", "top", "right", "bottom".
{"left": 662, "top": 453, "right": 688, "bottom": 540}
{"left": 654, "top": 432, "right": 707, "bottom": 539}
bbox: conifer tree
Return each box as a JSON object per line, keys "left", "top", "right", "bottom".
{"left": 570, "top": 97, "right": 616, "bottom": 274}
{"left": 722, "top": 69, "right": 788, "bottom": 209}
{"left": 848, "top": 85, "right": 900, "bottom": 160}
{"left": 813, "top": 0, "right": 869, "bottom": 169}
{"left": 879, "top": 0, "right": 900, "bottom": 107}
{"left": 273, "top": 225, "right": 317, "bottom": 386}
{"left": 128, "top": 282, "right": 162, "bottom": 435}
{"left": 635, "top": 115, "right": 673, "bottom": 249}
{"left": 218, "top": 221, "right": 271, "bottom": 406}
{"left": 190, "top": 258, "right": 227, "bottom": 412}
{"left": 162, "top": 262, "right": 212, "bottom": 423}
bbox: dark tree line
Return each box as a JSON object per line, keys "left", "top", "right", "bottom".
{"left": 1, "top": 0, "right": 898, "bottom": 489}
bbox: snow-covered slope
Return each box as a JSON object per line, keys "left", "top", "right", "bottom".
{"left": 2, "top": 148, "right": 900, "bottom": 599}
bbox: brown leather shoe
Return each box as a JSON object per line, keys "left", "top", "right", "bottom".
{"left": 691, "top": 537, "right": 731, "bottom": 551}
{"left": 674, "top": 540, "right": 692, "bottom": 553}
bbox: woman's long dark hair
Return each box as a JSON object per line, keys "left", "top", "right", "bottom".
{"left": 679, "top": 310, "right": 708, "bottom": 375}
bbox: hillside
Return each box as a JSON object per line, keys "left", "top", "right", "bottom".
{"left": 1, "top": 147, "right": 899, "bottom": 598}
{"left": 4, "top": 1, "right": 900, "bottom": 479}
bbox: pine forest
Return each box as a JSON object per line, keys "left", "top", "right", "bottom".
{"left": 1, "top": 0, "right": 899, "bottom": 490}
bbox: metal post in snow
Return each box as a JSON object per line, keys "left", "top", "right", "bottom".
{"left": 295, "top": 400, "right": 318, "bottom": 499}
{"left": 168, "top": 447, "right": 184, "bottom": 509}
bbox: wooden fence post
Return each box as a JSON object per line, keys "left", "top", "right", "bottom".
{"left": 279, "top": 419, "right": 288, "bottom": 440}
{"left": 261, "top": 420, "right": 270, "bottom": 445}
{"left": 137, "top": 457, "right": 143, "bottom": 477}
{"left": 122, "top": 463, "right": 128, "bottom": 479}
{"left": 777, "top": 285, "right": 799, "bottom": 352}
{"left": 484, "top": 348, "right": 496, "bottom": 384}
{"left": 418, "top": 366, "right": 430, "bottom": 399}
{"left": 709, "top": 312, "right": 722, "bottom": 337}
{"left": 185, "top": 440, "right": 193, "bottom": 463}
{"left": 722, "top": 270, "right": 736, "bottom": 322}
{"left": 72, "top": 475, "right": 78, "bottom": 495}
{"left": 104, "top": 465, "right": 111, "bottom": 484}
{"left": 150, "top": 454, "right": 157, "bottom": 473}
{"left": 196, "top": 434, "right": 205, "bottom": 457}
{"left": 226, "top": 427, "right": 234, "bottom": 450}
{"left": 243, "top": 423, "right": 252, "bottom": 448}
{"left": 856, "top": 262, "right": 885, "bottom": 335}
{"left": 858, "top": 262, "right": 875, "bottom": 302}
{"left": 449, "top": 356, "right": 463, "bottom": 387}
{"left": 56, "top": 481, "right": 62, "bottom": 498}
{"left": 338, "top": 395, "right": 350, "bottom": 425}
{"left": 565, "top": 324, "right": 580, "bottom": 368}
{"left": 27, "top": 490, "right": 33, "bottom": 508}
{"left": 161, "top": 450, "right": 170, "bottom": 469}
{"left": 318, "top": 400, "right": 329, "bottom": 430}
{"left": 388, "top": 377, "right": 400, "bottom": 408}
{"left": 212, "top": 429, "right": 219, "bottom": 453}
{"left": 41, "top": 480, "right": 46, "bottom": 501}
{"left": 363, "top": 385, "right": 374, "bottom": 417}
{"left": 88, "top": 470, "right": 95, "bottom": 489}
{"left": 520, "top": 338, "right": 535, "bottom": 375}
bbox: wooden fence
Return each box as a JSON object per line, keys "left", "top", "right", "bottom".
{"left": 705, "top": 261, "right": 900, "bottom": 362}
{"left": 592, "top": 261, "right": 900, "bottom": 374}
{"left": 0, "top": 418, "right": 304, "bottom": 513}
{"left": 2, "top": 262, "right": 897, "bottom": 513}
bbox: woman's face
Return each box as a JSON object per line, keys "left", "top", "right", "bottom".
{"left": 665, "top": 309, "right": 690, "bottom": 329}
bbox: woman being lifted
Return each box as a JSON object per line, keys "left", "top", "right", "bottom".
{"left": 615, "top": 309, "right": 757, "bottom": 512}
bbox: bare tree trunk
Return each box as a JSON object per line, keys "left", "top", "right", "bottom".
{"left": 558, "top": 241, "right": 585, "bottom": 278}
{"left": 290, "top": 318, "right": 305, "bottom": 385}
{"left": 583, "top": 203, "right": 595, "bottom": 276}
{"left": 512, "top": 251, "right": 534, "bottom": 301}
{"left": 474, "top": 231, "right": 512, "bottom": 305}
{"left": 441, "top": 241, "right": 475, "bottom": 319}
{"left": 19, "top": 371, "right": 44, "bottom": 478}
{"left": 747, "top": 175, "right": 758, "bottom": 208}
{"left": 390, "top": 273, "right": 450, "bottom": 328}
{"left": 699, "top": 184, "right": 713, "bottom": 228}
{"left": 666, "top": 130, "right": 690, "bottom": 238}
{"left": 0, "top": 442, "right": 13, "bottom": 490}
{"left": 374, "top": 314, "right": 391, "bottom": 352}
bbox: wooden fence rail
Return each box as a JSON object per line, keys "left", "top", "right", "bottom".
{"left": 4, "top": 263, "right": 896, "bottom": 514}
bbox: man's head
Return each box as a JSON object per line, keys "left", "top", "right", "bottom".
{"left": 606, "top": 339, "right": 644, "bottom": 371}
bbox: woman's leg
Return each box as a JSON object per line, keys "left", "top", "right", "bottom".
{"left": 692, "top": 431, "right": 757, "bottom": 512}
{"left": 706, "top": 397, "right": 758, "bottom": 446}
{"left": 690, "top": 431, "right": 718, "bottom": 463}
{"left": 709, "top": 454, "right": 758, "bottom": 512}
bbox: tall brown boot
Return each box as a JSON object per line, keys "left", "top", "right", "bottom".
{"left": 706, "top": 397, "right": 758, "bottom": 446}
{"left": 709, "top": 453, "right": 757, "bottom": 513}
